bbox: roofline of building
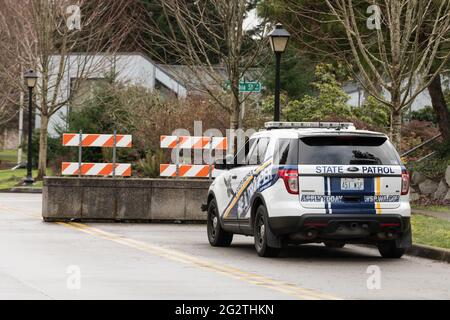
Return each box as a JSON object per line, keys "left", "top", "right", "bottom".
{"left": 49, "top": 51, "right": 186, "bottom": 93}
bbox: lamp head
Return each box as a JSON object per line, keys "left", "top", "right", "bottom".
{"left": 268, "top": 23, "right": 291, "bottom": 53}
{"left": 24, "top": 70, "right": 38, "bottom": 89}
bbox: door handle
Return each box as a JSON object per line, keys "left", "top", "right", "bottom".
{"left": 231, "top": 175, "right": 238, "bottom": 179}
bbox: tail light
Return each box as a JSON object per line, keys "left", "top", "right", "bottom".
{"left": 278, "top": 168, "right": 299, "bottom": 194}
{"left": 401, "top": 170, "right": 410, "bottom": 195}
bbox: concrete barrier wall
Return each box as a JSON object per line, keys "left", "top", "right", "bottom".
{"left": 43, "top": 177, "right": 211, "bottom": 222}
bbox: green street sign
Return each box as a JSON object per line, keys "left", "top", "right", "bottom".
{"left": 224, "top": 81, "right": 262, "bottom": 93}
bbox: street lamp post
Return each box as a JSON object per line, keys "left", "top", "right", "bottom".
{"left": 268, "top": 23, "right": 290, "bottom": 122}
{"left": 23, "top": 70, "right": 38, "bottom": 185}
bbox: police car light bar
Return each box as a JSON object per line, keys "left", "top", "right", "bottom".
{"left": 265, "top": 121, "right": 356, "bottom": 130}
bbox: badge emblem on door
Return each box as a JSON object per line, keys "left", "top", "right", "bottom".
{"left": 223, "top": 176, "right": 236, "bottom": 198}
{"left": 347, "top": 167, "right": 360, "bottom": 172}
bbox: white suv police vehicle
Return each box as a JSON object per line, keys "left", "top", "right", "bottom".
{"left": 203, "top": 122, "right": 411, "bottom": 258}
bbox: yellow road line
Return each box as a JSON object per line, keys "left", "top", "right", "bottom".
{"left": 59, "top": 222, "right": 340, "bottom": 300}
{"left": 0, "top": 205, "right": 41, "bottom": 218}
{"left": 0, "top": 204, "right": 341, "bottom": 300}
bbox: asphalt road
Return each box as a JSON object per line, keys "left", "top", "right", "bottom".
{"left": 0, "top": 193, "right": 449, "bottom": 300}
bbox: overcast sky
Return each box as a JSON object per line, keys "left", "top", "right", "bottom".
{"left": 244, "top": 8, "right": 260, "bottom": 31}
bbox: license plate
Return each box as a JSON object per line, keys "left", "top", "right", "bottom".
{"left": 341, "top": 178, "right": 364, "bottom": 191}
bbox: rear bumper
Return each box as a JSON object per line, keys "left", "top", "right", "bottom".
{"left": 268, "top": 214, "right": 411, "bottom": 243}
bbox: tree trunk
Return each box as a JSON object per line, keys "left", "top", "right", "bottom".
{"left": 229, "top": 92, "right": 240, "bottom": 154}
{"left": 390, "top": 110, "right": 402, "bottom": 150}
{"left": 229, "top": 99, "right": 240, "bottom": 131}
{"left": 229, "top": 71, "right": 240, "bottom": 131}
{"left": 427, "top": 74, "right": 450, "bottom": 141}
{"left": 37, "top": 113, "right": 49, "bottom": 180}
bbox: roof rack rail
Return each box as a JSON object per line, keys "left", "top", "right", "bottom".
{"left": 265, "top": 121, "right": 355, "bottom": 130}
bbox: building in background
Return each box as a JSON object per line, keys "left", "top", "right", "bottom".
{"left": 38, "top": 52, "right": 188, "bottom": 136}
{"left": 343, "top": 75, "right": 450, "bottom": 112}
{"left": 39, "top": 52, "right": 263, "bottom": 136}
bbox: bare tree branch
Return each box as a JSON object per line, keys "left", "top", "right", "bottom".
{"left": 0, "top": 0, "right": 139, "bottom": 178}
{"left": 139, "top": 0, "right": 269, "bottom": 130}
{"left": 278, "top": 0, "right": 450, "bottom": 147}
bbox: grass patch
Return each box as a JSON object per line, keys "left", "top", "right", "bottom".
{"left": 412, "top": 205, "right": 450, "bottom": 213}
{"left": 0, "top": 169, "right": 41, "bottom": 189}
{"left": 0, "top": 149, "right": 18, "bottom": 163}
{"left": 412, "top": 215, "right": 450, "bottom": 249}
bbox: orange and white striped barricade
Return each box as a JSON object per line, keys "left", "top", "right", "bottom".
{"left": 160, "top": 135, "right": 228, "bottom": 179}
{"left": 63, "top": 133, "right": 132, "bottom": 148}
{"left": 160, "top": 136, "right": 227, "bottom": 150}
{"left": 61, "top": 163, "right": 132, "bottom": 177}
{"left": 62, "top": 130, "right": 132, "bottom": 178}
{"left": 159, "top": 164, "right": 222, "bottom": 178}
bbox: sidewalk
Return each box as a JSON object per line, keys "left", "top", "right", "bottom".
{"left": 412, "top": 209, "right": 450, "bottom": 222}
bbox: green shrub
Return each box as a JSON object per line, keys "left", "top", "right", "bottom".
{"left": 352, "top": 97, "right": 390, "bottom": 128}
{"left": 277, "top": 64, "right": 389, "bottom": 129}
{"left": 409, "top": 106, "right": 437, "bottom": 123}
{"left": 135, "top": 150, "right": 164, "bottom": 178}
{"left": 284, "top": 64, "right": 353, "bottom": 122}
{"left": 23, "top": 129, "right": 70, "bottom": 170}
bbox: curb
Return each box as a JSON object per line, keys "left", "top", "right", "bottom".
{"left": 0, "top": 188, "right": 42, "bottom": 194}
{"left": 406, "top": 244, "right": 450, "bottom": 263}
{"left": 43, "top": 218, "right": 205, "bottom": 224}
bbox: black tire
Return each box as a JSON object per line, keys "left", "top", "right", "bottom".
{"left": 377, "top": 241, "right": 406, "bottom": 258}
{"left": 207, "top": 199, "right": 233, "bottom": 247}
{"left": 324, "top": 241, "right": 345, "bottom": 248}
{"left": 254, "top": 205, "right": 281, "bottom": 258}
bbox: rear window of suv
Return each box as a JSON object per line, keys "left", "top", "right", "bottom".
{"left": 299, "top": 136, "right": 401, "bottom": 165}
